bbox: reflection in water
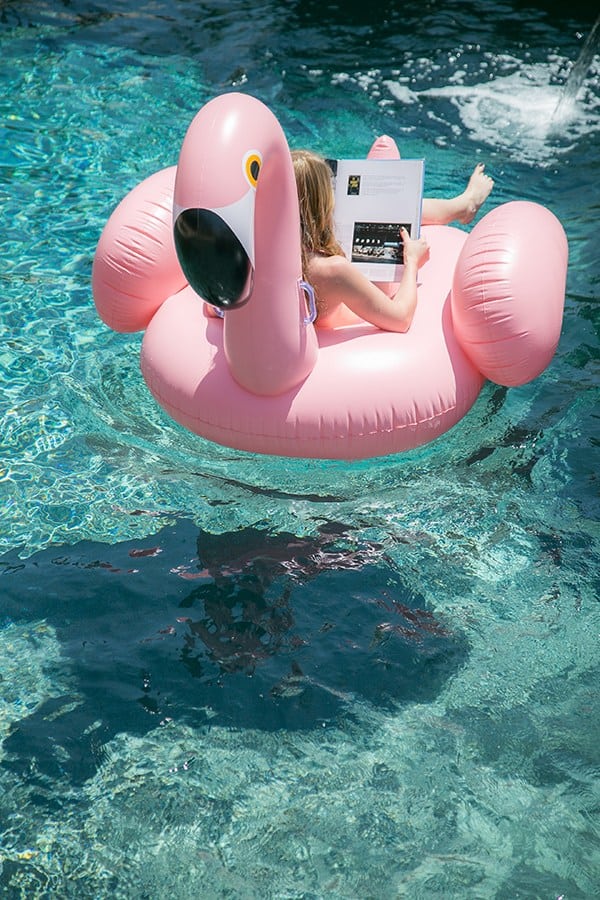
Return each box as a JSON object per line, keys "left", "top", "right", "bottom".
{"left": 182, "top": 583, "right": 294, "bottom": 677}
{"left": 168, "top": 523, "right": 468, "bottom": 728}
{"left": 174, "top": 524, "right": 384, "bottom": 678}
{"left": 0, "top": 521, "right": 468, "bottom": 788}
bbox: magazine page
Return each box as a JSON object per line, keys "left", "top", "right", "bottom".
{"left": 329, "top": 158, "right": 425, "bottom": 282}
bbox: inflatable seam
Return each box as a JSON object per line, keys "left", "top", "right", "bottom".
{"left": 147, "top": 385, "right": 462, "bottom": 441}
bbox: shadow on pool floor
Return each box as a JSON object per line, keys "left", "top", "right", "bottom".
{"left": 0, "top": 518, "right": 469, "bottom": 790}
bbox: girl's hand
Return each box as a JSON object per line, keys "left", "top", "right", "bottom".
{"left": 401, "top": 227, "right": 429, "bottom": 268}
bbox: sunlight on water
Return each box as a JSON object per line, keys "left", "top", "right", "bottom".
{"left": 1, "top": 2, "right": 599, "bottom": 897}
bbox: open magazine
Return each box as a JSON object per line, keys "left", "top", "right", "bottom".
{"left": 328, "top": 157, "right": 425, "bottom": 282}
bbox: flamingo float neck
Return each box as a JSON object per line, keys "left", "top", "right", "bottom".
{"left": 173, "top": 92, "right": 318, "bottom": 396}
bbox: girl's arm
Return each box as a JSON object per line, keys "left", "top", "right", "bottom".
{"left": 310, "top": 228, "right": 429, "bottom": 333}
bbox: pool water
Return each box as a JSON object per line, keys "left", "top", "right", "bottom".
{"left": 1, "top": 1, "right": 599, "bottom": 896}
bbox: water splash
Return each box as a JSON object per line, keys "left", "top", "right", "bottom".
{"left": 382, "top": 55, "right": 599, "bottom": 165}
{"left": 419, "top": 67, "right": 566, "bottom": 162}
{"left": 551, "top": 15, "right": 600, "bottom": 129}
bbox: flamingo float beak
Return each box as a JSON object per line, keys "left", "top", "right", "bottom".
{"left": 174, "top": 207, "right": 254, "bottom": 310}
{"left": 174, "top": 181, "right": 257, "bottom": 311}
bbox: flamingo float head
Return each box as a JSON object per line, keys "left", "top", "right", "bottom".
{"left": 173, "top": 92, "right": 318, "bottom": 395}
{"left": 173, "top": 93, "right": 267, "bottom": 309}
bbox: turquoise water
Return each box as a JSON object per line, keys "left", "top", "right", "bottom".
{"left": 1, "top": 1, "right": 599, "bottom": 896}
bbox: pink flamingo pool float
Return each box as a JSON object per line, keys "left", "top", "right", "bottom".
{"left": 93, "top": 92, "right": 568, "bottom": 459}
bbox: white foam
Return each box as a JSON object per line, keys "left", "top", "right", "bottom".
{"left": 386, "top": 59, "right": 600, "bottom": 166}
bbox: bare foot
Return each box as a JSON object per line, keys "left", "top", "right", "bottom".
{"left": 458, "top": 163, "right": 494, "bottom": 224}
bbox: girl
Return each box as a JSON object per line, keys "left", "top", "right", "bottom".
{"left": 291, "top": 149, "right": 493, "bottom": 331}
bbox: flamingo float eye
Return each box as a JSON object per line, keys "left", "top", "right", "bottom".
{"left": 243, "top": 150, "right": 262, "bottom": 188}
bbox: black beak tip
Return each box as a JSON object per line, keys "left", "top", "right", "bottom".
{"left": 174, "top": 208, "right": 252, "bottom": 309}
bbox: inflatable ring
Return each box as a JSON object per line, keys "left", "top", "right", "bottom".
{"left": 93, "top": 92, "right": 568, "bottom": 460}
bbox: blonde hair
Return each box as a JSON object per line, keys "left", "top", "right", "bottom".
{"left": 291, "top": 149, "right": 345, "bottom": 279}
